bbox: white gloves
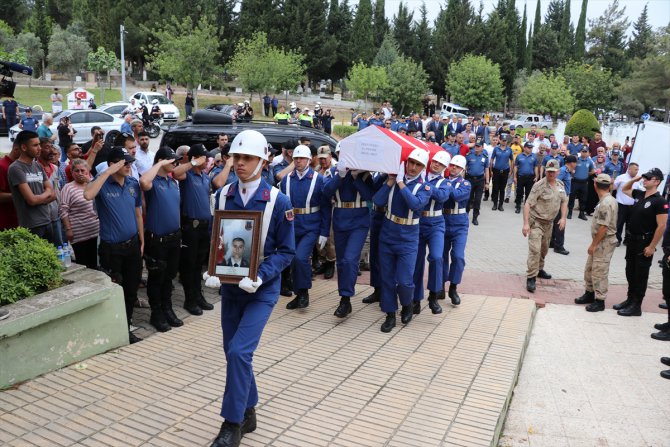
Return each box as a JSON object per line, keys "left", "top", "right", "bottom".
{"left": 318, "top": 236, "right": 328, "bottom": 250}
{"left": 337, "top": 160, "right": 347, "bottom": 178}
{"left": 239, "top": 276, "right": 262, "bottom": 293}
{"left": 203, "top": 272, "right": 221, "bottom": 288}
{"left": 397, "top": 161, "right": 406, "bottom": 182}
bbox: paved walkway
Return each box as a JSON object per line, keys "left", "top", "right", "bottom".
{"left": 0, "top": 282, "right": 535, "bottom": 446}
{"left": 499, "top": 304, "right": 670, "bottom": 447}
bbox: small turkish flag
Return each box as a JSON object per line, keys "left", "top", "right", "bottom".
{"left": 75, "top": 91, "right": 87, "bottom": 100}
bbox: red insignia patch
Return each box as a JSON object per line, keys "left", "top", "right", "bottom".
{"left": 665, "top": 204, "right": 669, "bottom": 209}
{"left": 262, "top": 189, "right": 270, "bottom": 200}
{"left": 285, "top": 210, "right": 294, "bottom": 221}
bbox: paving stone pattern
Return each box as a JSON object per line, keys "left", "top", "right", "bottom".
{"left": 0, "top": 282, "right": 536, "bottom": 447}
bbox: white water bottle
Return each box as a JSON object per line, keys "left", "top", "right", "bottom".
{"left": 62, "top": 243, "right": 72, "bottom": 268}
{"left": 57, "top": 246, "right": 65, "bottom": 266}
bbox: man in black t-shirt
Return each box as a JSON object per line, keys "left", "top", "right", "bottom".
{"left": 615, "top": 168, "right": 669, "bottom": 317}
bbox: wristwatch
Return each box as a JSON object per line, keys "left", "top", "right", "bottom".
{"left": 191, "top": 159, "right": 198, "bottom": 167}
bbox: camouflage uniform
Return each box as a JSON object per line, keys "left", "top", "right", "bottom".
{"left": 584, "top": 193, "right": 618, "bottom": 300}
{"left": 526, "top": 177, "right": 568, "bottom": 278}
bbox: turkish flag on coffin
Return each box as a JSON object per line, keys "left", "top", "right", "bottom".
{"left": 338, "top": 125, "right": 443, "bottom": 175}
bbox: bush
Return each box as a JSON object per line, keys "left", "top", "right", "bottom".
{"left": 565, "top": 109, "right": 600, "bottom": 140}
{"left": 0, "top": 227, "right": 63, "bottom": 305}
{"left": 333, "top": 124, "right": 357, "bottom": 139}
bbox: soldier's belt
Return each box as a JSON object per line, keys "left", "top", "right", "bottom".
{"left": 385, "top": 213, "right": 419, "bottom": 225}
{"left": 443, "top": 208, "right": 466, "bottom": 215}
{"left": 293, "top": 206, "right": 320, "bottom": 214}
{"left": 335, "top": 201, "right": 368, "bottom": 209}
{"left": 374, "top": 205, "right": 387, "bottom": 213}
{"left": 422, "top": 210, "right": 443, "bottom": 217}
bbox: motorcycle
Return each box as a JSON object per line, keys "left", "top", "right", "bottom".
{"left": 144, "top": 116, "right": 162, "bottom": 139}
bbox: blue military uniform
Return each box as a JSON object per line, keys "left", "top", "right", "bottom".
{"left": 323, "top": 169, "right": 374, "bottom": 315}
{"left": 465, "top": 149, "right": 488, "bottom": 221}
{"left": 272, "top": 158, "right": 291, "bottom": 182}
{"left": 279, "top": 167, "right": 331, "bottom": 302}
{"left": 551, "top": 165, "right": 573, "bottom": 252}
{"left": 443, "top": 176, "right": 472, "bottom": 298}
{"left": 413, "top": 173, "right": 452, "bottom": 304}
{"left": 442, "top": 142, "right": 461, "bottom": 158}
{"left": 373, "top": 176, "right": 431, "bottom": 316}
{"left": 490, "top": 145, "right": 514, "bottom": 209}
{"left": 604, "top": 159, "right": 625, "bottom": 180}
{"left": 213, "top": 179, "right": 295, "bottom": 425}
{"left": 365, "top": 172, "right": 389, "bottom": 303}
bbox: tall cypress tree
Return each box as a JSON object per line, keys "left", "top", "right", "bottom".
{"left": 411, "top": 3, "right": 432, "bottom": 65}
{"left": 350, "top": 0, "right": 375, "bottom": 64}
{"left": 558, "top": 0, "right": 573, "bottom": 63}
{"left": 628, "top": 4, "right": 653, "bottom": 59}
{"left": 518, "top": 3, "right": 528, "bottom": 69}
{"left": 372, "top": 0, "right": 390, "bottom": 48}
{"left": 328, "top": 0, "right": 354, "bottom": 80}
{"left": 392, "top": 1, "right": 414, "bottom": 55}
{"left": 574, "top": 0, "right": 588, "bottom": 59}
{"left": 526, "top": 27, "right": 533, "bottom": 70}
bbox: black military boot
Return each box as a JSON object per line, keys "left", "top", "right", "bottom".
{"left": 412, "top": 301, "right": 421, "bottom": 314}
{"left": 362, "top": 288, "right": 380, "bottom": 304}
{"left": 313, "top": 261, "right": 328, "bottom": 275}
{"left": 526, "top": 277, "right": 536, "bottom": 293}
{"left": 211, "top": 421, "right": 242, "bottom": 447}
{"left": 150, "top": 307, "right": 172, "bottom": 332}
{"left": 285, "top": 296, "right": 300, "bottom": 309}
{"left": 515, "top": 205, "right": 521, "bottom": 214}
{"left": 197, "top": 290, "right": 214, "bottom": 311}
{"left": 184, "top": 293, "right": 203, "bottom": 315}
{"left": 334, "top": 296, "right": 352, "bottom": 318}
{"left": 472, "top": 212, "right": 479, "bottom": 226}
{"left": 537, "top": 269, "right": 552, "bottom": 279}
{"left": 428, "top": 292, "right": 443, "bottom": 314}
{"left": 297, "top": 289, "right": 309, "bottom": 308}
{"left": 241, "top": 407, "right": 257, "bottom": 435}
{"left": 436, "top": 290, "right": 446, "bottom": 300}
{"left": 280, "top": 268, "right": 292, "bottom": 297}
{"left": 381, "top": 312, "right": 396, "bottom": 333}
{"left": 651, "top": 330, "right": 670, "bottom": 341}
{"left": 578, "top": 211, "right": 588, "bottom": 221}
{"left": 567, "top": 210, "right": 572, "bottom": 219}
{"left": 400, "top": 304, "right": 413, "bottom": 324}
{"left": 617, "top": 299, "right": 642, "bottom": 316}
{"left": 323, "top": 261, "right": 335, "bottom": 279}
{"left": 655, "top": 322, "right": 670, "bottom": 331}
{"left": 613, "top": 297, "right": 633, "bottom": 310}
{"left": 492, "top": 204, "right": 498, "bottom": 211}
{"left": 498, "top": 203, "right": 504, "bottom": 212}
{"left": 448, "top": 284, "right": 461, "bottom": 305}
{"left": 163, "top": 297, "right": 184, "bottom": 327}
{"left": 575, "top": 291, "right": 595, "bottom": 304}
{"left": 128, "top": 331, "right": 142, "bottom": 344}
{"left": 585, "top": 300, "right": 605, "bottom": 312}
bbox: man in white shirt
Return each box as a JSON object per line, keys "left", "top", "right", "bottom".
{"left": 134, "top": 131, "right": 156, "bottom": 176}
{"left": 613, "top": 162, "right": 643, "bottom": 246}
{"left": 50, "top": 88, "right": 63, "bottom": 114}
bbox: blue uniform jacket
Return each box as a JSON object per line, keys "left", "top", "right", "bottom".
{"left": 443, "top": 176, "right": 471, "bottom": 223}
{"left": 215, "top": 180, "right": 295, "bottom": 300}
{"left": 323, "top": 169, "right": 374, "bottom": 231}
{"left": 604, "top": 160, "right": 624, "bottom": 179}
{"left": 491, "top": 146, "right": 514, "bottom": 171}
{"left": 421, "top": 174, "right": 452, "bottom": 227}
{"left": 465, "top": 151, "right": 488, "bottom": 176}
{"left": 279, "top": 167, "right": 332, "bottom": 237}
{"left": 558, "top": 166, "right": 572, "bottom": 195}
{"left": 373, "top": 177, "right": 431, "bottom": 243}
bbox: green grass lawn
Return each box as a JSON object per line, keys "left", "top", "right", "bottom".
{"left": 13, "top": 86, "right": 122, "bottom": 111}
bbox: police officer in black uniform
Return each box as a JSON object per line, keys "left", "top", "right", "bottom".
{"left": 174, "top": 144, "right": 214, "bottom": 315}
{"left": 139, "top": 147, "right": 184, "bottom": 332}
{"left": 615, "top": 168, "right": 668, "bottom": 317}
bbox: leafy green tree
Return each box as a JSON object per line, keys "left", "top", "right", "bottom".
{"left": 87, "top": 46, "right": 119, "bottom": 103}
{"left": 13, "top": 32, "right": 44, "bottom": 84}
{"left": 47, "top": 24, "right": 91, "bottom": 87}
{"left": 0, "top": 0, "right": 30, "bottom": 33}
{"left": 228, "top": 32, "right": 305, "bottom": 103}
{"left": 327, "top": 0, "right": 354, "bottom": 81}
{"left": 351, "top": 0, "right": 375, "bottom": 64}
{"left": 410, "top": 3, "right": 431, "bottom": 67}
{"left": 25, "top": 0, "right": 52, "bottom": 70}
{"left": 149, "top": 16, "right": 221, "bottom": 109}
{"left": 392, "top": 2, "right": 414, "bottom": 57}
{"left": 559, "top": 62, "right": 617, "bottom": 112}
{"left": 586, "top": 0, "right": 629, "bottom": 74}
{"left": 518, "top": 2, "right": 528, "bottom": 69}
{"left": 446, "top": 55, "right": 505, "bottom": 111}
{"left": 346, "top": 62, "right": 389, "bottom": 108}
{"left": 382, "top": 56, "right": 429, "bottom": 115}
{"left": 299, "top": 0, "right": 337, "bottom": 86}
{"left": 558, "top": 0, "right": 573, "bottom": 62}
{"left": 373, "top": 33, "right": 400, "bottom": 68}
{"left": 518, "top": 70, "right": 575, "bottom": 116}
{"left": 484, "top": 0, "right": 518, "bottom": 97}
{"left": 574, "top": 0, "right": 588, "bottom": 59}
{"left": 565, "top": 109, "right": 600, "bottom": 139}
{"left": 373, "top": 0, "right": 389, "bottom": 47}
{"left": 628, "top": 4, "right": 653, "bottom": 60}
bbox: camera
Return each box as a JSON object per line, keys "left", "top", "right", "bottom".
{"left": 0, "top": 61, "right": 34, "bottom": 97}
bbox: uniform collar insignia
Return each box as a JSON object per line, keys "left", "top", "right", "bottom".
{"left": 261, "top": 187, "right": 271, "bottom": 201}
{"left": 226, "top": 184, "right": 236, "bottom": 197}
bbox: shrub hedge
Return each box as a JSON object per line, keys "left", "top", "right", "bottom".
{"left": 333, "top": 124, "right": 357, "bottom": 139}
{"left": 565, "top": 109, "right": 601, "bottom": 140}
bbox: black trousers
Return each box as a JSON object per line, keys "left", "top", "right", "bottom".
{"left": 272, "top": 105, "right": 277, "bottom": 116}
{"left": 491, "top": 169, "right": 510, "bottom": 206}
{"left": 145, "top": 233, "right": 181, "bottom": 311}
{"left": 73, "top": 237, "right": 98, "bottom": 270}
{"left": 264, "top": 104, "right": 270, "bottom": 116}
{"left": 625, "top": 237, "right": 654, "bottom": 301}
{"left": 179, "top": 223, "right": 210, "bottom": 303}
{"left": 29, "top": 221, "right": 58, "bottom": 246}
{"left": 568, "top": 179, "right": 588, "bottom": 213}
{"left": 551, "top": 211, "right": 565, "bottom": 250}
{"left": 99, "top": 235, "right": 142, "bottom": 325}
{"left": 663, "top": 249, "right": 670, "bottom": 303}
{"left": 616, "top": 203, "right": 633, "bottom": 243}
{"left": 515, "top": 175, "right": 535, "bottom": 207}
{"left": 585, "top": 177, "right": 598, "bottom": 214}
{"left": 466, "top": 175, "right": 485, "bottom": 215}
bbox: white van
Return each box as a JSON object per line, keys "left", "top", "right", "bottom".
{"left": 440, "top": 102, "right": 470, "bottom": 118}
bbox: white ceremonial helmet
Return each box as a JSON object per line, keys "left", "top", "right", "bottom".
{"left": 292, "top": 145, "right": 311, "bottom": 159}
{"left": 407, "top": 148, "right": 429, "bottom": 167}
{"left": 450, "top": 154, "right": 467, "bottom": 169}
{"left": 432, "top": 150, "right": 452, "bottom": 168}
{"left": 229, "top": 130, "right": 270, "bottom": 161}
{"left": 151, "top": 99, "right": 159, "bottom": 105}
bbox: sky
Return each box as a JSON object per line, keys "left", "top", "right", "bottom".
{"left": 378, "top": 0, "right": 670, "bottom": 34}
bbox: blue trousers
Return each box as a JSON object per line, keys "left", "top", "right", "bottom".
{"left": 369, "top": 212, "right": 384, "bottom": 288}
{"left": 292, "top": 231, "right": 318, "bottom": 292}
{"left": 220, "top": 294, "right": 275, "bottom": 423}
{"left": 334, "top": 226, "right": 368, "bottom": 297}
{"left": 380, "top": 242, "right": 418, "bottom": 312}
{"left": 443, "top": 220, "right": 468, "bottom": 285}
{"left": 413, "top": 222, "right": 445, "bottom": 301}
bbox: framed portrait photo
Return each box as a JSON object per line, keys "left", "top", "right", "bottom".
{"left": 208, "top": 210, "right": 262, "bottom": 284}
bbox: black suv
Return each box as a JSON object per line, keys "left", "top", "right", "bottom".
{"left": 160, "top": 109, "right": 338, "bottom": 151}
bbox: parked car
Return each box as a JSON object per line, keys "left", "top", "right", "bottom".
{"left": 0, "top": 104, "right": 45, "bottom": 136}
{"left": 98, "top": 102, "right": 132, "bottom": 119}
{"left": 509, "top": 114, "right": 553, "bottom": 129}
{"left": 9, "top": 109, "right": 124, "bottom": 143}
{"left": 440, "top": 102, "right": 470, "bottom": 118}
{"left": 131, "top": 92, "right": 180, "bottom": 123}
{"left": 160, "top": 109, "right": 337, "bottom": 154}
